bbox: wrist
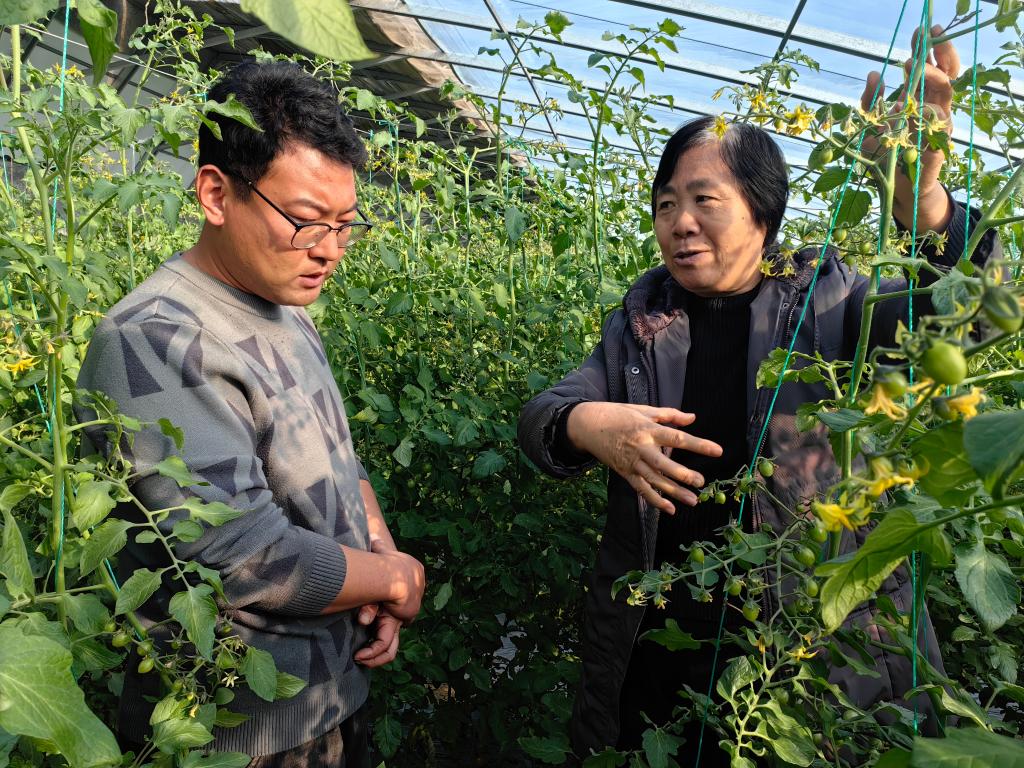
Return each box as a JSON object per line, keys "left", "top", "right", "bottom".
{"left": 565, "top": 401, "right": 596, "bottom": 453}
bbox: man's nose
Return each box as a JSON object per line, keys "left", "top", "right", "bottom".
{"left": 672, "top": 206, "right": 700, "bottom": 238}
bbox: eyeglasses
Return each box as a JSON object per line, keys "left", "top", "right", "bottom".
{"left": 241, "top": 177, "right": 373, "bottom": 250}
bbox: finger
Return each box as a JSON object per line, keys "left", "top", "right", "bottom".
{"left": 635, "top": 460, "right": 699, "bottom": 506}
{"left": 930, "top": 24, "right": 960, "bottom": 79}
{"left": 634, "top": 405, "right": 697, "bottom": 428}
{"left": 354, "top": 618, "right": 399, "bottom": 662}
{"left": 362, "top": 627, "right": 401, "bottom": 669}
{"left": 631, "top": 473, "right": 679, "bottom": 514}
{"left": 647, "top": 450, "right": 706, "bottom": 488}
{"left": 862, "top": 71, "right": 884, "bottom": 111}
{"left": 357, "top": 603, "right": 379, "bottom": 626}
{"left": 655, "top": 425, "right": 723, "bottom": 458}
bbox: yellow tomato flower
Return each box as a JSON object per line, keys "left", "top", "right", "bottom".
{"left": 2, "top": 354, "right": 36, "bottom": 374}
{"left": 712, "top": 115, "right": 730, "bottom": 139}
{"left": 864, "top": 383, "right": 907, "bottom": 420}
{"left": 749, "top": 91, "right": 769, "bottom": 113}
{"left": 864, "top": 457, "right": 920, "bottom": 498}
{"left": 785, "top": 105, "right": 814, "bottom": 136}
{"left": 812, "top": 493, "right": 870, "bottom": 533}
{"left": 788, "top": 645, "right": 819, "bottom": 661}
{"left": 945, "top": 387, "right": 984, "bottom": 420}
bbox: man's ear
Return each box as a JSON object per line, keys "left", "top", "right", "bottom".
{"left": 194, "top": 165, "right": 233, "bottom": 226}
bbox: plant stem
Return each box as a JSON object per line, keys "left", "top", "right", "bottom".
{"left": 965, "top": 162, "right": 1024, "bottom": 258}
{"left": 931, "top": 9, "right": 1020, "bottom": 43}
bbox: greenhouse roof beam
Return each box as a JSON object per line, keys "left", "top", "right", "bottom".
{"left": 348, "top": 2, "right": 1009, "bottom": 159}
{"left": 351, "top": 52, "right": 409, "bottom": 70}
{"left": 774, "top": 0, "right": 808, "bottom": 60}
{"left": 608, "top": 0, "right": 1023, "bottom": 100}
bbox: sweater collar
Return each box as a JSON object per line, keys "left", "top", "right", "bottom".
{"left": 164, "top": 253, "right": 284, "bottom": 320}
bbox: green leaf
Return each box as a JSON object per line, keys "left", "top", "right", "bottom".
{"left": 0, "top": 623, "right": 120, "bottom": 767}
{"left": 0, "top": 485, "right": 30, "bottom": 514}
{"left": 115, "top": 568, "right": 162, "bottom": 615}
{"left": 472, "top": 449, "right": 506, "bottom": 478}
{"left": 151, "top": 716, "right": 213, "bottom": 754}
{"left": 158, "top": 419, "right": 185, "bottom": 450}
{"left": 78, "top": 518, "right": 131, "bottom": 577}
{"left": 716, "top": 655, "right": 758, "bottom": 699}
{"left": 1, "top": 509, "right": 34, "bottom": 598}
{"left": 964, "top": 409, "right": 1024, "bottom": 497}
{"left": 832, "top": 189, "right": 872, "bottom": 229}
{"left": 583, "top": 750, "right": 627, "bottom": 768}
{"left": 910, "top": 728, "right": 1024, "bottom": 767}
{"left": 0, "top": 0, "right": 58, "bottom": 25}
{"left": 168, "top": 584, "right": 217, "bottom": 659}
{"left": 505, "top": 205, "right": 528, "bottom": 245}
{"left": 519, "top": 735, "right": 571, "bottom": 764}
{"left": 373, "top": 712, "right": 401, "bottom": 757}
{"left": 182, "top": 498, "right": 245, "bottom": 527}
{"left": 62, "top": 593, "right": 109, "bottom": 635}
{"left": 433, "top": 581, "right": 453, "bottom": 611}
{"left": 640, "top": 727, "right": 684, "bottom": 768}
{"left": 274, "top": 671, "right": 306, "bottom": 700}
{"left": 71, "top": 480, "right": 117, "bottom": 531}
{"left": 76, "top": 0, "right": 118, "bottom": 84}
{"left": 111, "top": 106, "right": 147, "bottom": 145}
{"left": 240, "top": 647, "right": 277, "bottom": 702}
{"left": 954, "top": 542, "right": 1019, "bottom": 632}
{"left": 392, "top": 437, "right": 414, "bottom": 468}
{"left": 454, "top": 417, "right": 479, "bottom": 446}
{"left": 818, "top": 508, "right": 943, "bottom": 631}
{"left": 202, "top": 94, "right": 262, "bottom": 132}
{"left": 153, "top": 455, "right": 196, "bottom": 486}
{"left": 813, "top": 166, "right": 849, "bottom": 194}
{"left": 640, "top": 618, "right": 701, "bottom": 651}
{"left": 912, "top": 422, "right": 977, "bottom": 505}
{"left": 239, "top": 0, "right": 372, "bottom": 61}
{"left": 544, "top": 10, "right": 570, "bottom": 36}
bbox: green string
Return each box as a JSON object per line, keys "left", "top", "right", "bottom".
{"left": 692, "top": 3, "right": 914, "bottom": 764}
{"left": 906, "top": 0, "right": 931, "bottom": 733}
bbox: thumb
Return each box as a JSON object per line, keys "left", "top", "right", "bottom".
{"left": 862, "top": 71, "right": 884, "bottom": 111}
{"left": 358, "top": 603, "right": 379, "bottom": 625}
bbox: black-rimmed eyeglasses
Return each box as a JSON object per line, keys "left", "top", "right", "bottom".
{"left": 242, "top": 177, "right": 373, "bottom": 250}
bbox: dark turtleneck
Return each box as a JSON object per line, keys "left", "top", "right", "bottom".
{"left": 618, "top": 283, "right": 760, "bottom": 755}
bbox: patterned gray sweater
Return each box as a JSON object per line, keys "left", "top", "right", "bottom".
{"left": 77, "top": 255, "right": 371, "bottom": 756}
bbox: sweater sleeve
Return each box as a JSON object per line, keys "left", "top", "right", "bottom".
{"left": 78, "top": 317, "right": 348, "bottom": 617}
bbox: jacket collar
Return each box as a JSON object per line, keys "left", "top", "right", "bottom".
{"left": 622, "top": 245, "right": 827, "bottom": 343}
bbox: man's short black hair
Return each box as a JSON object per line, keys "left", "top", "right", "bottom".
{"left": 197, "top": 60, "right": 367, "bottom": 195}
{"left": 651, "top": 116, "right": 789, "bottom": 247}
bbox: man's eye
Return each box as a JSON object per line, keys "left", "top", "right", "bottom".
{"left": 657, "top": 200, "right": 674, "bottom": 211}
{"left": 696, "top": 195, "right": 715, "bottom": 203}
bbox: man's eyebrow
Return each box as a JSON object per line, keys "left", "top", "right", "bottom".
{"left": 288, "top": 197, "right": 357, "bottom": 216}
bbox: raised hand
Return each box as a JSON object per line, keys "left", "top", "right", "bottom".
{"left": 566, "top": 402, "right": 723, "bottom": 514}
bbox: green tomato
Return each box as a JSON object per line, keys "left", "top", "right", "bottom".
{"left": 858, "top": 240, "right": 873, "bottom": 256}
{"left": 137, "top": 640, "right": 154, "bottom": 656}
{"left": 875, "top": 369, "right": 908, "bottom": 397}
{"left": 103, "top": 620, "right": 117, "bottom": 634}
{"left": 726, "top": 577, "right": 743, "bottom": 596}
{"left": 921, "top": 341, "right": 968, "bottom": 386}
{"left": 833, "top": 226, "right": 848, "bottom": 244}
{"left": 757, "top": 458, "right": 775, "bottom": 478}
{"left": 982, "top": 285, "right": 1023, "bottom": 334}
{"left": 808, "top": 521, "right": 829, "bottom": 544}
{"left": 137, "top": 656, "right": 155, "bottom": 674}
{"left": 689, "top": 545, "right": 705, "bottom": 565}
{"left": 903, "top": 146, "right": 919, "bottom": 167}
{"left": 776, "top": 688, "right": 791, "bottom": 706}
{"left": 803, "top": 577, "right": 820, "bottom": 598}
{"left": 741, "top": 601, "right": 761, "bottom": 622}
{"left": 795, "top": 546, "right": 817, "bottom": 568}
{"left": 111, "top": 631, "right": 131, "bottom": 648}
{"left": 714, "top": 490, "right": 727, "bottom": 505}
{"left": 171, "top": 678, "right": 185, "bottom": 693}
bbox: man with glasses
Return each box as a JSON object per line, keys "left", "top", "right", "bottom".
{"left": 77, "top": 61, "right": 424, "bottom": 767}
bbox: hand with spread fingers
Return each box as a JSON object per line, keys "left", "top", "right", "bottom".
{"left": 566, "top": 402, "right": 723, "bottom": 514}
{"left": 860, "top": 25, "right": 960, "bottom": 233}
